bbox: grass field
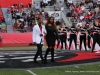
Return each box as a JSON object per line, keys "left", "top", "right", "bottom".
{"left": 0, "top": 46, "right": 47, "bottom": 50}
{"left": 0, "top": 47, "right": 100, "bottom": 75}
{"left": 0, "top": 63, "right": 100, "bottom": 75}
{"left": 32, "top": 63, "right": 100, "bottom": 75}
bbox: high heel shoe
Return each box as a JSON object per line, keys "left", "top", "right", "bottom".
{"left": 33, "top": 58, "right": 38, "bottom": 63}
{"left": 51, "top": 59, "right": 55, "bottom": 63}
{"left": 44, "top": 58, "right": 47, "bottom": 64}
{"left": 42, "top": 59, "right": 47, "bottom": 64}
{"left": 42, "top": 60, "right": 44, "bottom": 64}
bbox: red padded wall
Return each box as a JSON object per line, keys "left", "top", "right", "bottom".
{"left": 0, "top": 0, "right": 31, "bottom": 8}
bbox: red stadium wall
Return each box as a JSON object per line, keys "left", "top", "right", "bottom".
{"left": 0, "top": 0, "right": 32, "bottom": 8}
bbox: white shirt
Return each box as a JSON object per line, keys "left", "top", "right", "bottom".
{"left": 43, "top": 0, "right": 48, "bottom": 3}
{"left": 77, "top": 22, "right": 82, "bottom": 26}
{"left": 80, "top": 16, "right": 84, "bottom": 20}
{"left": 61, "top": 7, "right": 64, "bottom": 11}
{"left": 32, "top": 24, "right": 47, "bottom": 44}
{"left": 81, "top": 6, "right": 85, "bottom": 11}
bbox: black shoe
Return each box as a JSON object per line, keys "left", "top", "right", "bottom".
{"left": 33, "top": 58, "right": 38, "bottom": 63}
{"left": 42, "top": 59, "right": 45, "bottom": 64}
{"left": 88, "top": 46, "right": 91, "bottom": 48}
{"left": 51, "top": 59, "right": 55, "bottom": 63}
{"left": 44, "top": 58, "right": 47, "bottom": 63}
{"left": 44, "top": 59, "right": 48, "bottom": 63}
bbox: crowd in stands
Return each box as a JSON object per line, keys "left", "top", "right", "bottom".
{"left": 4, "top": 0, "right": 100, "bottom": 33}
{"left": 65, "top": 0, "right": 100, "bottom": 27}
{"left": 1, "top": 0, "right": 64, "bottom": 32}
{"left": 6, "top": 0, "right": 62, "bottom": 32}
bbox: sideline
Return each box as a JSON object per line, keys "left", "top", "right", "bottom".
{"left": 26, "top": 70, "right": 37, "bottom": 75}
{"left": 0, "top": 46, "right": 47, "bottom": 50}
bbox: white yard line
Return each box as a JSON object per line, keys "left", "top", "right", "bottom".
{"left": 75, "top": 66, "right": 79, "bottom": 68}
{"left": 26, "top": 70, "right": 37, "bottom": 75}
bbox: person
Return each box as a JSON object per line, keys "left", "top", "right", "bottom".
{"left": 1, "top": 22, "right": 6, "bottom": 33}
{"left": 57, "top": 24, "right": 67, "bottom": 49}
{"left": 79, "top": 24, "right": 87, "bottom": 51}
{"left": 7, "top": 11, "right": 12, "bottom": 25}
{"left": 55, "top": 19, "right": 61, "bottom": 26}
{"left": 32, "top": 18, "right": 47, "bottom": 63}
{"left": 28, "top": 2, "right": 32, "bottom": 11}
{"left": 87, "top": 24, "right": 93, "bottom": 48}
{"left": 91, "top": 23, "right": 100, "bottom": 52}
{"left": 44, "top": 17, "right": 60, "bottom": 63}
{"left": 69, "top": 24, "right": 77, "bottom": 50}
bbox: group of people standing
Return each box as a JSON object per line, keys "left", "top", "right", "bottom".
{"left": 57, "top": 22, "right": 100, "bottom": 52}
{"left": 32, "top": 17, "right": 100, "bottom": 64}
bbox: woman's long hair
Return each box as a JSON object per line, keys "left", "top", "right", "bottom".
{"left": 45, "top": 17, "right": 57, "bottom": 30}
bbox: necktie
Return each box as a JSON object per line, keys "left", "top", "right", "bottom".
{"left": 40, "top": 26, "right": 42, "bottom": 33}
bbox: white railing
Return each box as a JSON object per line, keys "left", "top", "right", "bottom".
{"left": 61, "top": 11, "right": 70, "bottom": 27}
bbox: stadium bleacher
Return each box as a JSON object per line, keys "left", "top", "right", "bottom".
{"left": 0, "top": 0, "right": 100, "bottom": 33}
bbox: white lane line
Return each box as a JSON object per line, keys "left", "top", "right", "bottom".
{"left": 11, "top": 54, "right": 57, "bottom": 60}
{"left": 9, "top": 55, "right": 20, "bottom": 56}
{"left": 11, "top": 56, "right": 34, "bottom": 59}
{"left": 22, "top": 56, "right": 63, "bottom": 62}
{"left": 0, "top": 56, "right": 4, "bottom": 57}
{"left": 26, "top": 70, "right": 37, "bottom": 75}
{"left": 0, "top": 61, "right": 5, "bottom": 63}
{"left": 75, "top": 66, "right": 79, "bottom": 68}
{"left": 0, "top": 58, "right": 9, "bottom": 60}
{"left": 3, "top": 53, "right": 36, "bottom": 55}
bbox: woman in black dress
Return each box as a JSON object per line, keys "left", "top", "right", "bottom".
{"left": 44, "top": 17, "right": 60, "bottom": 63}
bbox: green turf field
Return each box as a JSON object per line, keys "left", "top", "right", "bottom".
{"left": 32, "top": 63, "right": 100, "bottom": 75}
{"left": 0, "top": 46, "right": 47, "bottom": 50}
{"left": 0, "top": 63, "right": 100, "bottom": 75}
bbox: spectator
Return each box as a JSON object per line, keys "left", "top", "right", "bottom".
{"left": 55, "top": 19, "right": 61, "bottom": 26}
{"left": 1, "top": 22, "right": 6, "bottom": 32}
{"left": 34, "top": 4, "right": 40, "bottom": 11}
{"left": 48, "top": 0, "right": 52, "bottom": 6}
{"left": 66, "top": 10, "right": 72, "bottom": 22}
{"left": 89, "top": 1, "right": 93, "bottom": 9}
{"left": 7, "top": 11, "right": 12, "bottom": 25}
{"left": 40, "top": 1, "right": 45, "bottom": 8}
{"left": 43, "top": 0, "right": 48, "bottom": 6}
{"left": 95, "top": 5, "right": 99, "bottom": 14}
{"left": 13, "top": 20, "right": 18, "bottom": 29}
{"left": 22, "top": 11, "right": 26, "bottom": 18}
{"left": 28, "top": 2, "right": 32, "bottom": 11}
{"left": 54, "top": 2, "right": 59, "bottom": 11}
{"left": 7, "top": 6, "right": 11, "bottom": 13}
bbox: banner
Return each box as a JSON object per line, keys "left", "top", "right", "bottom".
{"left": 47, "top": 11, "right": 61, "bottom": 19}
